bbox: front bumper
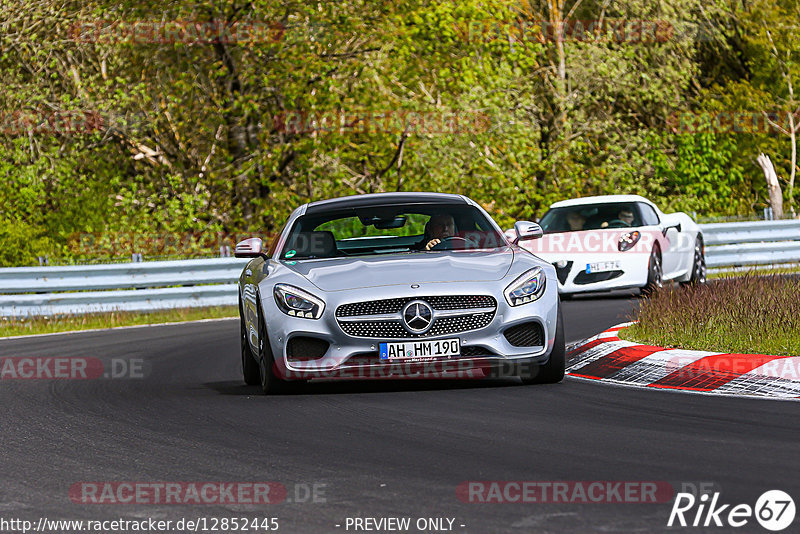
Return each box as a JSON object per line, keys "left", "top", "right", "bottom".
{"left": 260, "top": 281, "right": 559, "bottom": 379}
{"left": 537, "top": 253, "right": 650, "bottom": 294}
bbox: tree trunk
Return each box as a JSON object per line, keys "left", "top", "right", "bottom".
{"left": 757, "top": 153, "right": 784, "bottom": 219}
{"left": 789, "top": 114, "right": 797, "bottom": 217}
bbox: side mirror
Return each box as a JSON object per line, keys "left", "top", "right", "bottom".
{"left": 234, "top": 237, "right": 268, "bottom": 259}
{"left": 514, "top": 221, "right": 544, "bottom": 243}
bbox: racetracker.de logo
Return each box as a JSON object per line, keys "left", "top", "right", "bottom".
{"left": 68, "top": 20, "right": 286, "bottom": 44}
{"left": 456, "top": 481, "right": 674, "bottom": 503}
{"left": 0, "top": 110, "right": 106, "bottom": 136}
{"left": 272, "top": 109, "right": 492, "bottom": 136}
{"left": 0, "top": 357, "right": 145, "bottom": 380}
{"left": 69, "top": 482, "right": 287, "bottom": 504}
{"left": 666, "top": 110, "right": 800, "bottom": 135}
{"left": 278, "top": 359, "right": 552, "bottom": 381}
{"left": 455, "top": 19, "right": 674, "bottom": 44}
{"left": 69, "top": 231, "right": 278, "bottom": 257}
{"left": 281, "top": 359, "right": 487, "bottom": 380}
{"left": 517, "top": 228, "right": 696, "bottom": 255}
{"left": 665, "top": 355, "right": 800, "bottom": 379}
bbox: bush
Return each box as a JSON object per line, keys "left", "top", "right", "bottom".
{"left": 0, "top": 219, "right": 54, "bottom": 267}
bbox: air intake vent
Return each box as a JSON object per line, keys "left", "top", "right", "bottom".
{"left": 574, "top": 270, "right": 623, "bottom": 285}
{"left": 503, "top": 322, "right": 544, "bottom": 347}
{"left": 553, "top": 261, "right": 573, "bottom": 284}
{"left": 286, "top": 337, "right": 329, "bottom": 362}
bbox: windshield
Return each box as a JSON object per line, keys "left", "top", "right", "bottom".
{"left": 539, "top": 202, "right": 645, "bottom": 234}
{"left": 280, "top": 203, "right": 507, "bottom": 260}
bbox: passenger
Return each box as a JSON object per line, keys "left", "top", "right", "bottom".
{"left": 566, "top": 211, "right": 586, "bottom": 231}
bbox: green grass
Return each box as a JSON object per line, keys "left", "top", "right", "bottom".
{"left": 0, "top": 306, "right": 238, "bottom": 338}
{"left": 621, "top": 274, "right": 800, "bottom": 357}
{"left": 708, "top": 265, "right": 800, "bottom": 279}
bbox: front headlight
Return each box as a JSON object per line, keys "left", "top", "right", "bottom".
{"left": 618, "top": 231, "right": 641, "bottom": 252}
{"left": 504, "top": 267, "right": 547, "bottom": 306}
{"left": 273, "top": 284, "right": 325, "bottom": 319}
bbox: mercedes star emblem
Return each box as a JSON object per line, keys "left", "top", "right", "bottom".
{"left": 402, "top": 300, "right": 434, "bottom": 334}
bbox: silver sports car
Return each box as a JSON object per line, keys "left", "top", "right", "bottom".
{"left": 235, "top": 192, "right": 564, "bottom": 394}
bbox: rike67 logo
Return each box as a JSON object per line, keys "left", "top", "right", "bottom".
{"left": 668, "top": 490, "right": 795, "bottom": 531}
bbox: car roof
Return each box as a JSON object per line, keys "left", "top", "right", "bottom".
{"left": 304, "top": 192, "right": 468, "bottom": 215}
{"left": 549, "top": 195, "right": 655, "bottom": 209}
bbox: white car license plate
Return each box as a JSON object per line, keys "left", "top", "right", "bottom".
{"left": 379, "top": 338, "right": 460, "bottom": 360}
{"left": 586, "top": 261, "right": 621, "bottom": 274}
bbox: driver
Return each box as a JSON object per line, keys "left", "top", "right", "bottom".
{"left": 423, "top": 214, "right": 455, "bottom": 250}
{"left": 602, "top": 207, "right": 635, "bottom": 228}
{"left": 618, "top": 208, "right": 635, "bottom": 226}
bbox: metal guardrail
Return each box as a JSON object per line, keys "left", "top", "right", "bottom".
{"left": 0, "top": 258, "right": 247, "bottom": 293}
{"left": 701, "top": 219, "right": 800, "bottom": 245}
{"left": 1, "top": 285, "right": 239, "bottom": 316}
{"left": 701, "top": 220, "right": 800, "bottom": 270}
{"left": 1, "top": 220, "right": 798, "bottom": 317}
{"left": 0, "top": 258, "right": 247, "bottom": 317}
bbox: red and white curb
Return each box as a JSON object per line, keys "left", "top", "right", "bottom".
{"left": 566, "top": 323, "right": 800, "bottom": 400}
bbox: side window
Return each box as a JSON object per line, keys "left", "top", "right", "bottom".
{"left": 638, "top": 203, "right": 660, "bottom": 226}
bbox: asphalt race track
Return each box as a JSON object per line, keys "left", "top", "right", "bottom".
{"left": 2, "top": 294, "right": 798, "bottom": 533}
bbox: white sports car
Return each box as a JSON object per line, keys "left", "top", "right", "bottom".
{"left": 517, "top": 195, "right": 706, "bottom": 297}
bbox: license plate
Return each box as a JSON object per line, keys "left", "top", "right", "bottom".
{"left": 586, "top": 261, "right": 621, "bottom": 274}
{"left": 379, "top": 338, "right": 460, "bottom": 361}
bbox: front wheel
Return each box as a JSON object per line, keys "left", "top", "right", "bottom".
{"left": 641, "top": 246, "right": 663, "bottom": 297}
{"left": 520, "top": 305, "right": 565, "bottom": 385}
{"left": 241, "top": 314, "right": 260, "bottom": 386}
{"left": 256, "top": 309, "right": 292, "bottom": 395}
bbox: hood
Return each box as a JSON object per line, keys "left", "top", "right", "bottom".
{"left": 283, "top": 248, "right": 515, "bottom": 292}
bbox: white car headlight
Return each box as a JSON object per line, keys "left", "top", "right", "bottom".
{"left": 504, "top": 267, "right": 547, "bottom": 306}
{"left": 618, "top": 230, "right": 641, "bottom": 252}
{"left": 273, "top": 284, "right": 325, "bottom": 319}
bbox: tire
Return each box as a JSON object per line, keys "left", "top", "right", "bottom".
{"left": 520, "top": 305, "right": 566, "bottom": 385}
{"left": 681, "top": 236, "right": 707, "bottom": 287}
{"left": 255, "top": 306, "right": 291, "bottom": 395}
{"left": 641, "top": 246, "right": 663, "bottom": 297}
{"left": 241, "top": 310, "right": 260, "bottom": 386}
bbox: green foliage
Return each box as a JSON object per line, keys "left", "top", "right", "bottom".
{"left": 0, "top": 0, "right": 797, "bottom": 266}
{"left": 0, "top": 219, "right": 53, "bottom": 266}
{"left": 649, "top": 130, "right": 749, "bottom": 214}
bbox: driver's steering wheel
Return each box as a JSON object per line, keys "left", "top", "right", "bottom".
{"left": 604, "top": 219, "right": 631, "bottom": 229}
{"left": 430, "top": 236, "right": 478, "bottom": 250}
